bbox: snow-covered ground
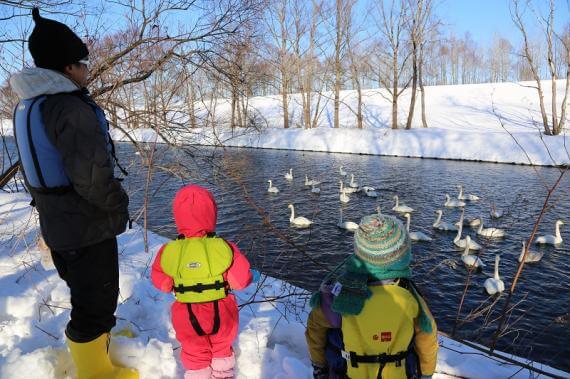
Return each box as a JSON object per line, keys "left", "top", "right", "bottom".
{"left": 0, "top": 191, "right": 568, "bottom": 379}
{"left": 2, "top": 80, "right": 568, "bottom": 166}
{"left": 106, "top": 80, "right": 569, "bottom": 167}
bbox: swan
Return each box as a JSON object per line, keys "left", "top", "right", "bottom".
{"left": 454, "top": 219, "right": 482, "bottom": 250}
{"left": 484, "top": 255, "right": 504, "bottom": 295}
{"left": 284, "top": 168, "right": 293, "bottom": 181}
{"left": 267, "top": 180, "right": 279, "bottom": 194}
{"left": 339, "top": 166, "right": 347, "bottom": 177}
{"left": 337, "top": 208, "right": 359, "bottom": 231}
{"left": 490, "top": 203, "right": 504, "bottom": 219}
{"left": 477, "top": 219, "right": 506, "bottom": 238}
{"left": 349, "top": 174, "right": 359, "bottom": 189}
{"left": 457, "top": 185, "right": 480, "bottom": 201}
{"left": 392, "top": 195, "right": 414, "bottom": 213}
{"left": 461, "top": 236, "right": 485, "bottom": 268}
{"left": 445, "top": 194, "right": 465, "bottom": 208}
{"left": 404, "top": 213, "right": 433, "bottom": 241}
{"left": 339, "top": 181, "right": 350, "bottom": 203}
{"left": 363, "top": 186, "right": 378, "bottom": 197}
{"left": 376, "top": 206, "right": 382, "bottom": 216}
{"left": 519, "top": 241, "right": 544, "bottom": 263}
{"left": 342, "top": 185, "right": 359, "bottom": 194}
{"left": 535, "top": 220, "right": 564, "bottom": 245}
{"left": 311, "top": 184, "right": 321, "bottom": 194}
{"left": 433, "top": 210, "right": 458, "bottom": 231}
{"left": 305, "top": 175, "right": 321, "bottom": 187}
{"left": 288, "top": 204, "right": 313, "bottom": 227}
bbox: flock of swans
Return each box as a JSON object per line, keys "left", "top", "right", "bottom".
{"left": 267, "top": 167, "right": 565, "bottom": 296}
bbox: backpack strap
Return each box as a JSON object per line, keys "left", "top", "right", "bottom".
{"left": 186, "top": 300, "right": 221, "bottom": 336}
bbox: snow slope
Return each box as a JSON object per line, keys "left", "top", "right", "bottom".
{"left": 0, "top": 192, "right": 568, "bottom": 379}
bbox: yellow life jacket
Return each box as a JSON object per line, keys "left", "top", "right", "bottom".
{"left": 160, "top": 236, "right": 233, "bottom": 304}
{"left": 341, "top": 283, "right": 418, "bottom": 379}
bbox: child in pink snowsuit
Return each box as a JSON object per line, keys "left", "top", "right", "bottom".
{"left": 151, "top": 185, "right": 253, "bottom": 379}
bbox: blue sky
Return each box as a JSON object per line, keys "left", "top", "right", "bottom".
{"left": 438, "top": 0, "right": 569, "bottom": 46}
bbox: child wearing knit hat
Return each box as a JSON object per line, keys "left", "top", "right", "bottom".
{"left": 305, "top": 214, "right": 439, "bottom": 379}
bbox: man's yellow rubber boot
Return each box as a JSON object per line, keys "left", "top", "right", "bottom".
{"left": 67, "top": 333, "right": 139, "bottom": 379}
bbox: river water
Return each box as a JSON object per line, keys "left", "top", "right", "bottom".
{"left": 3, "top": 138, "right": 569, "bottom": 371}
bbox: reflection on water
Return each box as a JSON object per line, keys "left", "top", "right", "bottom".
{"left": 120, "top": 143, "right": 568, "bottom": 372}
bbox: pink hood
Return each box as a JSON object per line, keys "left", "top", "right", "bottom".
{"left": 172, "top": 185, "right": 217, "bottom": 237}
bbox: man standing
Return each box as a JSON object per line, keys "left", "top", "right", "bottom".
{"left": 10, "top": 8, "right": 138, "bottom": 379}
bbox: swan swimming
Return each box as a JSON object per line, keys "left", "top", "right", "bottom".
{"left": 284, "top": 168, "right": 293, "bottom": 181}
{"left": 461, "top": 236, "right": 485, "bottom": 268}
{"left": 535, "top": 220, "right": 564, "bottom": 245}
{"left": 349, "top": 174, "right": 359, "bottom": 189}
{"left": 404, "top": 213, "right": 433, "bottom": 241}
{"left": 457, "top": 185, "right": 480, "bottom": 201}
{"left": 337, "top": 208, "right": 359, "bottom": 231}
{"left": 454, "top": 215, "right": 482, "bottom": 250}
{"left": 339, "top": 166, "right": 347, "bottom": 177}
{"left": 445, "top": 194, "right": 465, "bottom": 208}
{"left": 288, "top": 204, "right": 313, "bottom": 227}
{"left": 490, "top": 202, "right": 504, "bottom": 219}
{"left": 484, "top": 254, "right": 504, "bottom": 295}
{"left": 392, "top": 195, "right": 414, "bottom": 213}
{"left": 433, "top": 210, "right": 458, "bottom": 231}
{"left": 339, "top": 181, "right": 350, "bottom": 203}
{"left": 362, "top": 186, "right": 378, "bottom": 197}
{"left": 477, "top": 219, "right": 506, "bottom": 238}
{"left": 519, "top": 241, "right": 544, "bottom": 263}
{"left": 305, "top": 175, "right": 321, "bottom": 187}
{"left": 267, "top": 180, "right": 279, "bottom": 194}
{"left": 311, "top": 184, "right": 321, "bottom": 194}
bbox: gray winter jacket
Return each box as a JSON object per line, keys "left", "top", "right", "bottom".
{"left": 10, "top": 68, "right": 129, "bottom": 251}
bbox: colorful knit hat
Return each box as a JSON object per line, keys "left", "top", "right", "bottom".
{"left": 353, "top": 213, "right": 411, "bottom": 277}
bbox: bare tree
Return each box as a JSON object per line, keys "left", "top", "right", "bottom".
{"left": 511, "top": 0, "right": 569, "bottom": 135}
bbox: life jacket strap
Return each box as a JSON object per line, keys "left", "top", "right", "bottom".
{"left": 186, "top": 300, "right": 221, "bottom": 336}
{"left": 175, "top": 280, "right": 228, "bottom": 294}
{"left": 343, "top": 349, "right": 408, "bottom": 378}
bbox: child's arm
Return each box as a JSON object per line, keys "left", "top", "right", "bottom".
{"left": 151, "top": 244, "right": 174, "bottom": 293}
{"left": 413, "top": 296, "right": 439, "bottom": 377}
{"left": 225, "top": 241, "right": 252, "bottom": 290}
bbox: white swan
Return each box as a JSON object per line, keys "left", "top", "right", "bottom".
{"left": 454, "top": 218, "right": 482, "bottom": 250}
{"left": 457, "top": 185, "right": 480, "bottom": 201}
{"left": 433, "top": 210, "right": 458, "bottom": 231}
{"left": 339, "top": 181, "right": 350, "bottom": 203}
{"left": 363, "top": 186, "right": 378, "bottom": 197}
{"left": 267, "top": 180, "right": 279, "bottom": 194}
{"left": 535, "top": 220, "right": 564, "bottom": 245}
{"left": 288, "top": 204, "right": 313, "bottom": 227}
{"left": 339, "top": 166, "right": 347, "bottom": 177}
{"left": 376, "top": 206, "right": 382, "bottom": 216}
{"left": 311, "top": 184, "right": 321, "bottom": 194}
{"left": 392, "top": 195, "right": 414, "bottom": 213}
{"left": 349, "top": 174, "right": 359, "bottom": 189}
{"left": 342, "top": 185, "right": 358, "bottom": 194}
{"left": 484, "top": 255, "right": 504, "bottom": 295}
{"left": 519, "top": 241, "right": 544, "bottom": 263}
{"left": 461, "top": 236, "right": 485, "bottom": 268}
{"left": 305, "top": 175, "right": 321, "bottom": 187}
{"left": 490, "top": 203, "right": 504, "bottom": 219}
{"left": 284, "top": 168, "right": 293, "bottom": 181}
{"left": 445, "top": 194, "right": 465, "bottom": 208}
{"left": 337, "top": 208, "right": 359, "bottom": 231}
{"left": 405, "top": 213, "right": 433, "bottom": 241}
{"left": 477, "top": 219, "right": 506, "bottom": 239}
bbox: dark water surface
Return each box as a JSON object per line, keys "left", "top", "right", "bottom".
{"left": 115, "top": 143, "right": 570, "bottom": 372}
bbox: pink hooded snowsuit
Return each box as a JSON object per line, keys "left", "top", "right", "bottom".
{"left": 151, "top": 185, "right": 252, "bottom": 378}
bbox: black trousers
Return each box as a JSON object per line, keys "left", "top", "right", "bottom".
{"left": 51, "top": 237, "right": 119, "bottom": 342}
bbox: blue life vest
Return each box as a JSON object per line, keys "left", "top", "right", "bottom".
{"left": 13, "top": 94, "right": 113, "bottom": 192}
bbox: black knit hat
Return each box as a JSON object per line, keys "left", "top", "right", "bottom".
{"left": 28, "top": 8, "right": 89, "bottom": 70}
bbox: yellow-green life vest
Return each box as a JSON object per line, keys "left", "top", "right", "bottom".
{"left": 341, "top": 284, "right": 417, "bottom": 379}
{"left": 160, "top": 236, "right": 233, "bottom": 303}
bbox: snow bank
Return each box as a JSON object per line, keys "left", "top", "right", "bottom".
{"left": 0, "top": 192, "right": 568, "bottom": 378}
